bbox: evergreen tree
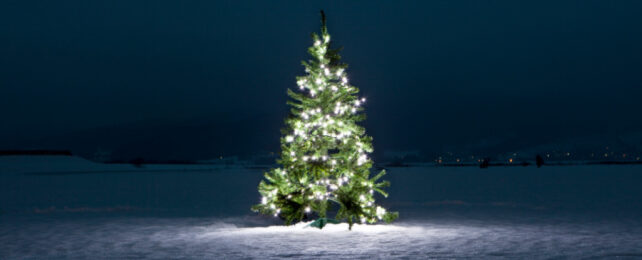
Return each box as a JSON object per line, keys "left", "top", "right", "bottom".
{"left": 252, "top": 11, "right": 397, "bottom": 230}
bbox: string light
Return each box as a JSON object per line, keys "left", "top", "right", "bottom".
{"left": 253, "top": 15, "right": 396, "bottom": 228}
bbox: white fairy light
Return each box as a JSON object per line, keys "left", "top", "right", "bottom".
{"left": 290, "top": 151, "right": 295, "bottom": 156}
{"left": 357, "top": 154, "right": 368, "bottom": 166}
{"left": 285, "top": 136, "right": 294, "bottom": 142}
{"left": 315, "top": 78, "right": 322, "bottom": 84}
{"left": 305, "top": 206, "right": 311, "bottom": 213}
{"left": 324, "top": 68, "right": 330, "bottom": 76}
{"left": 336, "top": 68, "right": 343, "bottom": 76}
{"left": 376, "top": 206, "right": 386, "bottom": 220}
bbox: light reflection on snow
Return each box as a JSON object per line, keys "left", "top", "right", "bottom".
{"left": 2, "top": 217, "right": 642, "bottom": 259}
{"left": 209, "top": 221, "right": 420, "bottom": 234}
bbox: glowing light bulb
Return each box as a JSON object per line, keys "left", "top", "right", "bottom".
{"left": 305, "top": 206, "right": 311, "bottom": 213}
{"left": 357, "top": 154, "right": 368, "bottom": 166}
{"left": 376, "top": 206, "right": 386, "bottom": 220}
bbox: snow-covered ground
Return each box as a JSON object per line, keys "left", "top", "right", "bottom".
{"left": 1, "top": 156, "right": 642, "bottom": 259}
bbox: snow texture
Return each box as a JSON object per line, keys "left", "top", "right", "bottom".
{"left": 1, "top": 156, "right": 642, "bottom": 259}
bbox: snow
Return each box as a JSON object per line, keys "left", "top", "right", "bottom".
{"left": 1, "top": 156, "right": 642, "bottom": 259}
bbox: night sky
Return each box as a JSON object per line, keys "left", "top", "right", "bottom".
{"left": 2, "top": 1, "right": 642, "bottom": 160}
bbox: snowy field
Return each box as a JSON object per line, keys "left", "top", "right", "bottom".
{"left": 2, "top": 156, "right": 642, "bottom": 259}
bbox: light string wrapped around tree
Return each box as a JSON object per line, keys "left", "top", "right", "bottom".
{"left": 252, "top": 11, "right": 398, "bottom": 230}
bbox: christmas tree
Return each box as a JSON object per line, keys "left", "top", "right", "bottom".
{"left": 252, "top": 11, "right": 398, "bottom": 230}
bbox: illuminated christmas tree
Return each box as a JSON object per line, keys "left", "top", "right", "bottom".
{"left": 252, "top": 11, "right": 397, "bottom": 230}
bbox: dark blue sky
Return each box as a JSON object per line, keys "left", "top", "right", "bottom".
{"left": 1, "top": 1, "right": 641, "bottom": 159}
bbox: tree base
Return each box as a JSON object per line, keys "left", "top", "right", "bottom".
{"left": 307, "top": 218, "right": 341, "bottom": 229}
